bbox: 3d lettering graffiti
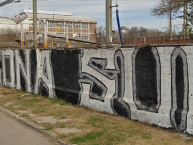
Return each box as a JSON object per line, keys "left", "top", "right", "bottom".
{"left": 1, "top": 46, "right": 193, "bottom": 135}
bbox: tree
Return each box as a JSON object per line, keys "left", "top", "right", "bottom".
{"left": 151, "top": 0, "right": 193, "bottom": 38}
{"left": 97, "top": 26, "right": 106, "bottom": 44}
{"left": 151, "top": 0, "right": 182, "bottom": 18}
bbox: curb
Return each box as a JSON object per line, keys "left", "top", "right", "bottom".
{"left": 0, "top": 106, "right": 71, "bottom": 145}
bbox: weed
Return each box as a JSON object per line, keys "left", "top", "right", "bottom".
{"left": 60, "top": 125, "right": 66, "bottom": 128}
{"left": 33, "top": 94, "right": 39, "bottom": 98}
{"left": 50, "top": 113, "right": 54, "bottom": 116}
{"left": 20, "top": 114, "right": 29, "bottom": 118}
{"left": 62, "top": 116, "right": 66, "bottom": 119}
{"left": 61, "top": 135, "right": 67, "bottom": 139}
{"left": 59, "top": 100, "right": 68, "bottom": 105}
{"left": 33, "top": 122, "right": 38, "bottom": 124}
{"left": 43, "top": 126, "right": 53, "bottom": 131}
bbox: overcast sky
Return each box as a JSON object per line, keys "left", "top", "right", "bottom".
{"left": 0, "top": 0, "right": 184, "bottom": 33}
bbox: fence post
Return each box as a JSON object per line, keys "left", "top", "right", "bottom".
{"left": 66, "top": 25, "right": 69, "bottom": 48}
{"left": 44, "top": 23, "right": 47, "bottom": 48}
{"left": 99, "top": 32, "right": 102, "bottom": 46}
{"left": 20, "top": 23, "right": 24, "bottom": 49}
{"left": 144, "top": 37, "right": 146, "bottom": 44}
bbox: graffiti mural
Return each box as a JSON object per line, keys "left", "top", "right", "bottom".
{"left": 0, "top": 51, "right": 2, "bottom": 84}
{"left": 40, "top": 50, "right": 55, "bottom": 98}
{"left": 171, "top": 47, "right": 189, "bottom": 132}
{"left": 79, "top": 49, "right": 130, "bottom": 118}
{"left": 51, "top": 49, "right": 83, "bottom": 104}
{"left": 31, "top": 50, "right": 37, "bottom": 93}
{"left": 15, "top": 50, "right": 38, "bottom": 93}
{"left": 2, "top": 50, "right": 15, "bottom": 88}
{"left": 87, "top": 50, "right": 130, "bottom": 118}
{"left": 1, "top": 46, "right": 193, "bottom": 135}
{"left": 132, "top": 47, "right": 161, "bottom": 113}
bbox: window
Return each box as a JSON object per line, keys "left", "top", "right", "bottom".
{"left": 76, "top": 33, "right": 81, "bottom": 38}
{"left": 74, "top": 23, "right": 81, "bottom": 29}
{"left": 82, "top": 33, "right": 89, "bottom": 40}
{"left": 82, "top": 23, "right": 89, "bottom": 29}
{"left": 66, "top": 22, "right": 73, "bottom": 29}
{"left": 58, "top": 22, "right": 64, "bottom": 28}
{"left": 54, "top": 21, "right": 63, "bottom": 28}
{"left": 48, "top": 21, "right": 54, "bottom": 28}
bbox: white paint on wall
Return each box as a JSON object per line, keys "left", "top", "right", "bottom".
{"left": 33, "top": 49, "right": 41, "bottom": 94}
{"left": 79, "top": 49, "right": 117, "bottom": 114}
{"left": 2, "top": 49, "right": 15, "bottom": 88}
{"left": 15, "top": 49, "right": 31, "bottom": 92}
{"left": 41, "top": 50, "right": 55, "bottom": 98}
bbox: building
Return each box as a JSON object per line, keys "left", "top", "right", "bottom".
{"left": 11, "top": 9, "right": 97, "bottom": 42}
{"left": 0, "top": 17, "right": 18, "bottom": 34}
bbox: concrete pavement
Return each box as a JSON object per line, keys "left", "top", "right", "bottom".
{"left": 0, "top": 112, "right": 57, "bottom": 145}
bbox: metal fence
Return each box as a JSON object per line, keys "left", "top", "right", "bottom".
{"left": 121, "top": 35, "right": 193, "bottom": 45}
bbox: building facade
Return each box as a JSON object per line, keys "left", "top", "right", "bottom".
{"left": 12, "top": 9, "right": 97, "bottom": 42}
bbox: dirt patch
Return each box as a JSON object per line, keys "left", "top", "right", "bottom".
{"left": 55, "top": 128, "right": 81, "bottom": 134}
{"left": 13, "top": 105, "right": 21, "bottom": 108}
{"left": 4, "top": 102, "right": 13, "bottom": 107}
{"left": 36, "top": 116, "right": 58, "bottom": 124}
{"left": 58, "top": 119, "right": 73, "bottom": 123}
{"left": 29, "top": 113, "right": 37, "bottom": 118}
{"left": 17, "top": 110, "right": 31, "bottom": 114}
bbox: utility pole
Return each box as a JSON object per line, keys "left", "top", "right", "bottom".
{"left": 33, "top": 0, "right": 37, "bottom": 47}
{"left": 186, "top": 2, "right": 189, "bottom": 40}
{"left": 183, "top": 1, "right": 186, "bottom": 39}
{"left": 106, "top": 0, "right": 112, "bottom": 46}
{"left": 169, "top": 0, "right": 172, "bottom": 40}
{"left": 20, "top": 23, "right": 24, "bottom": 49}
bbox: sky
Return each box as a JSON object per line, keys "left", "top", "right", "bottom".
{"left": 0, "top": 0, "right": 185, "bottom": 33}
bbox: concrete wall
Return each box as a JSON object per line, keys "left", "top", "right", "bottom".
{"left": 1, "top": 46, "right": 193, "bottom": 134}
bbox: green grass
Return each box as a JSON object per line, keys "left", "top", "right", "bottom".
{"left": 61, "top": 116, "right": 66, "bottom": 119}
{"left": 20, "top": 114, "right": 29, "bottom": 118}
{"left": 33, "top": 94, "right": 39, "bottom": 98}
{"left": 33, "top": 122, "right": 38, "bottom": 124}
{"left": 52, "top": 99, "right": 68, "bottom": 105}
{"left": 60, "top": 125, "right": 66, "bottom": 128}
{"left": 1, "top": 86, "right": 193, "bottom": 145}
{"left": 70, "top": 131, "right": 105, "bottom": 144}
{"left": 50, "top": 113, "right": 54, "bottom": 116}
{"left": 86, "top": 117, "right": 104, "bottom": 127}
{"left": 43, "top": 126, "right": 53, "bottom": 131}
{"left": 143, "top": 135, "right": 152, "bottom": 139}
{"left": 59, "top": 100, "right": 68, "bottom": 105}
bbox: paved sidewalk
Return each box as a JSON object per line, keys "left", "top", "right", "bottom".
{"left": 0, "top": 112, "right": 57, "bottom": 145}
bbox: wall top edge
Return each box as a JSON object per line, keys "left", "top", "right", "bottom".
{"left": 0, "top": 43, "right": 193, "bottom": 51}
